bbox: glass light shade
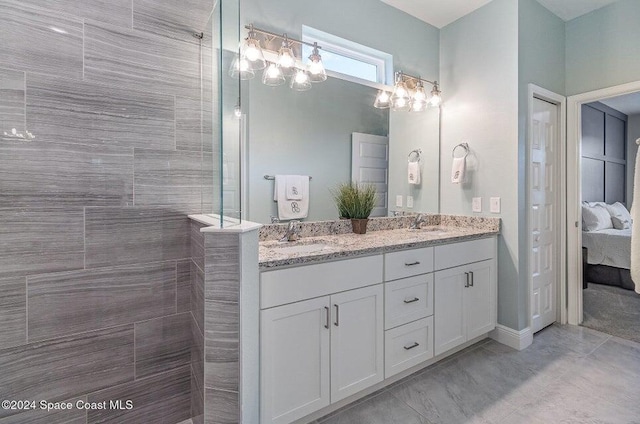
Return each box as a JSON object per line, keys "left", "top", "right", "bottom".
{"left": 277, "top": 44, "right": 296, "bottom": 76}
{"left": 229, "top": 55, "right": 255, "bottom": 80}
{"left": 373, "top": 90, "right": 391, "bottom": 109}
{"left": 262, "top": 63, "right": 286, "bottom": 86}
{"left": 243, "top": 38, "right": 266, "bottom": 70}
{"left": 411, "top": 83, "right": 428, "bottom": 112}
{"left": 307, "top": 47, "right": 327, "bottom": 83}
{"left": 290, "top": 69, "right": 312, "bottom": 91}
{"left": 429, "top": 84, "right": 442, "bottom": 107}
{"left": 234, "top": 104, "right": 242, "bottom": 119}
{"left": 391, "top": 81, "right": 411, "bottom": 111}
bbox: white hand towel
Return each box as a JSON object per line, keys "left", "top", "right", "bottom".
{"left": 286, "top": 175, "right": 304, "bottom": 200}
{"left": 408, "top": 162, "right": 421, "bottom": 185}
{"left": 631, "top": 140, "right": 640, "bottom": 293}
{"left": 274, "top": 175, "right": 309, "bottom": 220}
{"left": 451, "top": 157, "right": 466, "bottom": 184}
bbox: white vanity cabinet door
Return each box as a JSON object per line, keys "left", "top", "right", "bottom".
{"left": 260, "top": 297, "right": 331, "bottom": 424}
{"left": 434, "top": 267, "right": 466, "bottom": 356}
{"left": 330, "top": 284, "right": 384, "bottom": 402}
{"left": 465, "top": 260, "right": 496, "bottom": 340}
{"left": 434, "top": 259, "right": 496, "bottom": 356}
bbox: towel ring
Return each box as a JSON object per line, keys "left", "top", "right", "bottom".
{"left": 408, "top": 149, "right": 422, "bottom": 163}
{"left": 452, "top": 142, "right": 469, "bottom": 158}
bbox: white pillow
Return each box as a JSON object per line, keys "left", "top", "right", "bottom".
{"left": 582, "top": 204, "right": 613, "bottom": 231}
{"left": 605, "top": 202, "right": 632, "bottom": 230}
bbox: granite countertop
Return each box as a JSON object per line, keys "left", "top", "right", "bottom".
{"left": 259, "top": 225, "right": 499, "bottom": 270}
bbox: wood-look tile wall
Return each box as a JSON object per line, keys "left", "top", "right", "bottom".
{"left": 0, "top": 0, "right": 215, "bottom": 422}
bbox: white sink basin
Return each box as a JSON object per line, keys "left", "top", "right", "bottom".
{"left": 275, "top": 243, "right": 331, "bottom": 255}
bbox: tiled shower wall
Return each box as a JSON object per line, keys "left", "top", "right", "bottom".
{"left": 0, "top": 0, "right": 216, "bottom": 423}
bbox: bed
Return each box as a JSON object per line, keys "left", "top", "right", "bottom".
{"left": 582, "top": 229, "right": 634, "bottom": 290}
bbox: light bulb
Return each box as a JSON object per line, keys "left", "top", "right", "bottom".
{"left": 379, "top": 92, "right": 389, "bottom": 102}
{"left": 307, "top": 43, "right": 327, "bottom": 83}
{"left": 262, "top": 62, "right": 285, "bottom": 86}
{"left": 278, "top": 51, "right": 295, "bottom": 68}
{"left": 373, "top": 90, "right": 391, "bottom": 109}
{"left": 267, "top": 64, "right": 280, "bottom": 78}
{"left": 245, "top": 44, "right": 260, "bottom": 62}
{"left": 429, "top": 93, "right": 442, "bottom": 107}
{"left": 295, "top": 70, "right": 309, "bottom": 84}
{"left": 234, "top": 104, "right": 242, "bottom": 119}
{"left": 395, "top": 98, "right": 407, "bottom": 108}
{"left": 290, "top": 69, "right": 312, "bottom": 91}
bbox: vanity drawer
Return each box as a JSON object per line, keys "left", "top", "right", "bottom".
{"left": 384, "top": 247, "right": 434, "bottom": 281}
{"left": 385, "top": 274, "right": 433, "bottom": 329}
{"left": 260, "top": 255, "right": 383, "bottom": 309}
{"left": 434, "top": 237, "right": 495, "bottom": 271}
{"left": 385, "top": 316, "right": 433, "bottom": 378}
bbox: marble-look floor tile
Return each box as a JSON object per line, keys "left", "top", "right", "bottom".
{"left": 27, "top": 73, "right": 174, "bottom": 150}
{"left": 87, "top": 365, "right": 191, "bottom": 424}
{"left": 0, "top": 68, "right": 25, "bottom": 134}
{"left": 84, "top": 21, "right": 200, "bottom": 99}
{"left": 0, "top": 1, "right": 83, "bottom": 79}
{"left": 0, "top": 276, "right": 26, "bottom": 349}
{"left": 177, "top": 259, "right": 192, "bottom": 313}
{"left": 0, "top": 325, "right": 133, "bottom": 419}
{"left": 0, "top": 141, "right": 133, "bottom": 208}
{"left": 176, "top": 96, "right": 203, "bottom": 152}
{"left": 135, "top": 312, "right": 192, "bottom": 379}
{"left": 321, "top": 391, "right": 429, "bottom": 424}
{"left": 0, "top": 208, "right": 84, "bottom": 278}
{"left": 85, "top": 207, "right": 190, "bottom": 269}
{"left": 134, "top": 148, "right": 204, "bottom": 213}
{"left": 19, "top": 0, "right": 132, "bottom": 28}
{"left": 28, "top": 262, "right": 176, "bottom": 341}
{"left": 133, "top": 0, "right": 214, "bottom": 42}
{"left": 0, "top": 396, "right": 86, "bottom": 424}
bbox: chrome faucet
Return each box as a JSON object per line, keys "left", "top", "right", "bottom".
{"left": 280, "top": 220, "right": 301, "bottom": 242}
{"left": 409, "top": 214, "right": 427, "bottom": 229}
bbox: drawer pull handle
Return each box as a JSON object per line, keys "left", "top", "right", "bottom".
{"left": 334, "top": 304, "right": 339, "bottom": 326}
{"left": 404, "top": 342, "right": 420, "bottom": 350}
{"left": 404, "top": 261, "right": 421, "bottom": 267}
{"left": 324, "top": 306, "right": 330, "bottom": 329}
{"left": 469, "top": 271, "right": 474, "bottom": 287}
{"left": 404, "top": 297, "right": 420, "bottom": 304}
{"left": 464, "top": 272, "right": 470, "bottom": 288}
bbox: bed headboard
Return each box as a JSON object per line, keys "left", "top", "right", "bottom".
{"left": 581, "top": 102, "right": 628, "bottom": 206}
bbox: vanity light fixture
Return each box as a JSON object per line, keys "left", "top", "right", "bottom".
{"left": 230, "top": 24, "right": 328, "bottom": 93}
{"left": 379, "top": 71, "right": 442, "bottom": 112}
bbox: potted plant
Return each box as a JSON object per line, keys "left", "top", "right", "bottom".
{"left": 331, "top": 182, "right": 377, "bottom": 234}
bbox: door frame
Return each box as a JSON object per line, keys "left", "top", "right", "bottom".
{"left": 527, "top": 84, "right": 567, "bottom": 329}
{"left": 566, "top": 79, "right": 640, "bottom": 325}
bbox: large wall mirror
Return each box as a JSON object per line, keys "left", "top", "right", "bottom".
{"left": 239, "top": 0, "right": 441, "bottom": 224}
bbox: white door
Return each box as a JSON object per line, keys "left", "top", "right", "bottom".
{"left": 530, "top": 97, "right": 559, "bottom": 333}
{"left": 260, "top": 297, "right": 331, "bottom": 424}
{"left": 351, "top": 133, "right": 389, "bottom": 217}
{"left": 465, "top": 260, "right": 496, "bottom": 340}
{"left": 434, "top": 267, "right": 466, "bottom": 356}
{"left": 330, "top": 284, "right": 384, "bottom": 402}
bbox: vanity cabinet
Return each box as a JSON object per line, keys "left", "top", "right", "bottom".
{"left": 433, "top": 238, "right": 496, "bottom": 356}
{"left": 260, "top": 256, "right": 384, "bottom": 424}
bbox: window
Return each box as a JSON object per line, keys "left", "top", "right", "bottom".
{"left": 301, "top": 26, "right": 393, "bottom": 86}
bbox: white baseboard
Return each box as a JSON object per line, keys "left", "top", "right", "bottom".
{"left": 490, "top": 324, "right": 533, "bottom": 350}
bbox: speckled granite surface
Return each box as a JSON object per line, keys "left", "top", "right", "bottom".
{"left": 259, "top": 215, "right": 500, "bottom": 269}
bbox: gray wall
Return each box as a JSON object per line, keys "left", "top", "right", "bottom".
{"left": 439, "top": 0, "right": 520, "bottom": 330}
{"left": 242, "top": 0, "right": 440, "bottom": 223}
{"left": 565, "top": 0, "right": 640, "bottom": 96}
{"left": 517, "top": 0, "right": 566, "bottom": 330}
{"left": 628, "top": 114, "right": 640, "bottom": 208}
{"left": 0, "top": 0, "right": 214, "bottom": 422}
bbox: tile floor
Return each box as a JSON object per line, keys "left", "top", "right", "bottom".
{"left": 314, "top": 324, "right": 640, "bottom": 424}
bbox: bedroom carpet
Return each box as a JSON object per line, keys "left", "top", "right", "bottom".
{"left": 582, "top": 282, "right": 640, "bottom": 344}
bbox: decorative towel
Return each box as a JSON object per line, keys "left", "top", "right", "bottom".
{"left": 274, "top": 175, "right": 309, "bottom": 220}
{"left": 285, "top": 175, "right": 304, "bottom": 200}
{"left": 631, "top": 138, "right": 640, "bottom": 293}
{"left": 451, "top": 157, "right": 466, "bottom": 184}
{"left": 408, "top": 162, "right": 421, "bottom": 185}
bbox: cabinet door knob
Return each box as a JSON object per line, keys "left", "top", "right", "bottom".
{"left": 404, "top": 261, "right": 421, "bottom": 266}
{"left": 404, "top": 342, "right": 420, "bottom": 350}
{"left": 404, "top": 297, "right": 420, "bottom": 304}
{"left": 324, "top": 306, "right": 330, "bottom": 329}
{"left": 334, "top": 304, "right": 339, "bottom": 326}
{"left": 464, "top": 272, "right": 470, "bottom": 288}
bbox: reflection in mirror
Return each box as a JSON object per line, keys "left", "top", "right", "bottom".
{"left": 243, "top": 71, "right": 440, "bottom": 224}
